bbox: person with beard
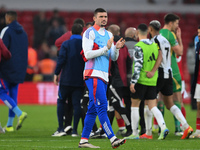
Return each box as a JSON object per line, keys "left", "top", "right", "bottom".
{"left": 78, "top": 8, "right": 126, "bottom": 149}
{"left": 159, "top": 13, "right": 193, "bottom": 139}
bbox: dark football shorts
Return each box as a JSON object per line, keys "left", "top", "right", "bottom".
{"left": 156, "top": 77, "right": 173, "bottom": 96}
{"left": 131, "top": 83, "right": 157, "bottom": 101}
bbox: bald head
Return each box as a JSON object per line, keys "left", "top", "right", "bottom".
{"left": 125, "top": 27, "right": 137, "bottom": 40}
{"left": 107, "top": 24, "right": 120, "bottom": 36}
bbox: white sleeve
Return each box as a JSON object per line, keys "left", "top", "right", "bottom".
{"left": 108, "top": 31, "right": 119, "bottom": 61}
{"left": 83, "top": 29, "right": 109, "bottom": 60}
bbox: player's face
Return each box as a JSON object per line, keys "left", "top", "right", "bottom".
{"left": 198, "top": 29, "right": 200, "bottom": 40}
{"left": 93, "top": 12, "right": 108, "bottom": 27}
{"left": 5, "top": 14, "right": 10, "bottom": 25}
{"left": 171, "top": 20, "right": 179, "bottom": 32}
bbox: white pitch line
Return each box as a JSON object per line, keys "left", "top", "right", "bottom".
{"left": 0, "top": 145, "right": 77, "bottom": 149}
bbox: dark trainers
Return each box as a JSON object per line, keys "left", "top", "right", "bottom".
{"left": 52, "top": 130, "right": 66, "bottom": 137}
{"left": 111, "top": 138, "right": 126, "bottom": 149}
{"left": 78, "top": 142, "right": 100, "bottom": 148}
{"left": 90, "top": 129, "right": 101, "bottom": 139}
{"left": 122, "top": 130, "right": 132, "bottom": 137}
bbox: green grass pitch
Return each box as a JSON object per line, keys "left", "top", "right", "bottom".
{"left": 0, "top": 104, "right": 199, "bottom": 150}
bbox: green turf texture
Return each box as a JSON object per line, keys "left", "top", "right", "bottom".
{"left": 0, "top": 104, "right": 199, "bottom": 150}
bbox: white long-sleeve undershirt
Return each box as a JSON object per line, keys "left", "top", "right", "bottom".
{"left": 82, "top": 27, "right": 119, "bottom": 61}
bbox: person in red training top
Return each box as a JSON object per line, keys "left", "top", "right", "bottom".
{"left": 55, "top": 18, "right": 85, "bottom": 51}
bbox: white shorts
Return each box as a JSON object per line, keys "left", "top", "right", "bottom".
{"left": 194, "top": 83, "right": 200, "bottom": 102}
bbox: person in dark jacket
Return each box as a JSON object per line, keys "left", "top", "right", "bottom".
{"left": 54, "top": 18, "right": 85, "bottom": 134}
{"left": 52, "top": 23, "right": 85, "bottom": 137}
{"left": 0, "top": 11, "right": 28, "bottom": 132}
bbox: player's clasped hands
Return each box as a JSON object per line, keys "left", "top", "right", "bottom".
{"left": 107, "top": 36, "right": 114, "bottom": 49}
{"left": 116, "top": 38, "right": 125, "bottom": 49}
{"left": 107, "top": 37, "right": 125, "bottom": 50}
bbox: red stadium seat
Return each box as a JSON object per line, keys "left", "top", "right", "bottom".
{"left": 145, "top": 12, "right": 158, "bottom": 20}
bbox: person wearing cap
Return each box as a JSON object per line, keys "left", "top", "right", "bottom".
{"left": 125, "top": 23, "right": 169, "bottom": 140}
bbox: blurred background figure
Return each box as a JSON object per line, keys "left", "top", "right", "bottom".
{"left": 33, "top": 11, "right": 48, "bottom": 50}
{"left": 25, "top": 46, "right": 38, "bottom": 81}
{"left": 37, "top": 41, "right": 51, "bottom": 61}
{"left": 85, "top": 22, "right": 93, "bottom": 28}
{"left": 187, "top": 42, "right": 196, "bottom": 86}
{"left": 49, "top": 9, "right": 65, "bottom": 27}
{"left": 46, "top": 18, "right": 66, "bottom": 47}
{"left": 38, "top": 53, "right": 56, "bottom": 81}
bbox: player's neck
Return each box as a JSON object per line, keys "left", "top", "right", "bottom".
{"left": 163, "top": 25, "right": 171, "bottom": 31}
{"left": 93, "top": 24, "right": 101, "bottom": 31}
{"left": 154, "top": 31, "right": 160, "bottom": 37}
{"left": 139, "top": 35, "right": 147, "bottom": 40}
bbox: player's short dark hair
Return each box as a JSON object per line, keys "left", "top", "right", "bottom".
{"left": 73, "top": 18, "right": 85, "bottom": 27}
{"left": 138, "top": 23, "right": 148, "bottom": 32}
{"left": 72, "top": 23, "right": 83, "bottom": 35}
{"left": 94, "top": 8, "right": 107, "bottom": 17}
{"left": 86, "top": 22, "right": 94, "bottom": 27}
{"left": 198, "top": 26, "right": 200, "bottom": 29}
{"left": 6, "top": 11, "right": 17, "bottom": 20}
{"left": 149, "top": 20, "right": 161, "bottom": 31}
{"left": 164, "top": 13, "right": 180, "bottom": 24}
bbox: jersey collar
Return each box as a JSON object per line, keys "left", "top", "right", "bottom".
{"left": 93, "top": 24, "right": 103, "bottom": 31}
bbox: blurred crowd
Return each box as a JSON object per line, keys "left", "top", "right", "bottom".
{"left": 0, "top": 5, "right": 198, "bottom": 83}
{"left": 0, "top": 7, "right": 68, "bottom": 82}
